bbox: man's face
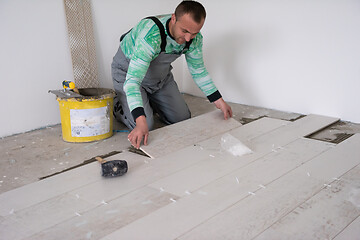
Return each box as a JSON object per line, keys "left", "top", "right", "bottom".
{"left": 169, "top": 13, "right": 204, "bottom": 44}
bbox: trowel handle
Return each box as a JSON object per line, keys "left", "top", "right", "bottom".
{"left": 72, "top": 87, "right": 80, "bottom": 94}
{"left": 95, "top": 156, "right": 107, "bottom": 164}
{"left": 62, "top": 80, "right": 80, "bottom": 94}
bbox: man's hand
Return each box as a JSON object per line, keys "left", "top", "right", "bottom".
{"left": 214, "top": 98, "right": 233, "bottom": 120}
{"left": 128, "top": 115, "right": 149, "bottom": 149}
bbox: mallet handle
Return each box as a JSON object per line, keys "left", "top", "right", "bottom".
{"left": 95, "top": 156, "right": 106, "bottom": 164}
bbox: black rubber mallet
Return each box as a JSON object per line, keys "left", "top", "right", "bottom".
{"left": 95, "top": 156, "right": 128, "bottom": 177}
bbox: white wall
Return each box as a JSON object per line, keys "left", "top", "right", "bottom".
{"left": 183, "top": 0, "right": 360, "bottom": 122}
{"left": 1, "top": 0, "right": 359, "bottom": 138}
{"left": 91, "top": 0, "right": 183, "bottom": 89}
{"left": 0, "top": 0, "right": 181, "bottom": 137}
{"left": 0, "top": 0, "right": 73, "bottom": 137}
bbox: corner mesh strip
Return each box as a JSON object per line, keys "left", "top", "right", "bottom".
{"left": 64, "top": 0, "right": 99, "bottom": 88}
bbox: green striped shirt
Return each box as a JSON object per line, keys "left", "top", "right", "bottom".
{"left": 121, "top": 14, "right": 219, "bottom": 113}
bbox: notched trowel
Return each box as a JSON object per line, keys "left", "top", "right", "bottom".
{"left": 95, "top": 156, "right": 128, "bottom": 177}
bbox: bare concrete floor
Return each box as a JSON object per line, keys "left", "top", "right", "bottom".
{"left": 1, "top": 94, "right": 359, "bottom": 194}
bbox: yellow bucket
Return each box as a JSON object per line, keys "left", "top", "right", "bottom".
{"left": 56, "top": 88, "right": 115, "bottom": 142}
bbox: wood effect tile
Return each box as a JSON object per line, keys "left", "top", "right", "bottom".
{"left": 191, "top": 117, "right": 288, "bottom": 154}
{"left": 100, "top": 137, "right": 333, "bottom": 240}
{"left": 229, "top": 117, "right": 289, "bottom": 141}
{"left": 255, "top": 165, "right": 360, "bottom": 240}
{"left": 0, "top": 216, "right": 34, "bottom": 240}
{"left": 27, "top": 187, "right": 177, "bottom": 240}
{"left": 0, "top": 162, "right": 100, "bottom": 217}
{"left": 148, "top": 114, "right": 337, "bottom": 198}
{"left": 149, "top": 118, "right": 291, "bottom": 197}
{"left": 0, "top": 150, "right": 147, "bottom": 217}
{"left": 334, "top": 216, "right": 360, "bottom": 240}
{"left": 230, "top": 114, "right": 339, "bottom": 153}
{"left": 179, "top": 134, "right": 360, "bottom": 240}
{"left": 1, "top": 193, "right": 95, "bottom": 239}
{"left": 0, "top": 114, "right": 344, "bottom": 240}
{"left": 68, "top": 145, "right": 212, "bottom": 205}
{"left": 141, "top": 110, "right": 241, "bottom": 158}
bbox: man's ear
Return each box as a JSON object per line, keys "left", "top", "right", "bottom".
{"left": 171, "top": 13, "right": 176, "bottom": 23}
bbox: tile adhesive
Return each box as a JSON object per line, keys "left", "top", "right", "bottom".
{"left": 50, "top": 88, "right": 115, "bottom": 142}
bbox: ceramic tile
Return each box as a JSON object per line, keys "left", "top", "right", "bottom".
{"left": 27, "top": 187, "right": 176, "bottom": 240}
{"left": 149, "top": 117, "right": 291, "bottom": 197}
{"left": 0, "top": 216, "right": 34, "bottom": 240}
{"left": 0, "top": 114, "right": 351, "bottom": 240}
{"left": 0, "top": 150, "right": 147, "bottom": 217}
{"left": 68, "top": 145, "right": 212, "bottom": 205}
{"left": 141, "top": 110, "right": 241, "bottom": 158}
{"left": 179, "top": 134, "right": 360, "bottom": 239}
{"left": 2, "top": 193, "right": 95, "bottom": 239}
{"left": 148, "top": 115, "right": 337, "bottom": 198}
{"left": 230, "top": 114, "right": 339, "bottom": 153}
{"left": 333, "top": 216, "right": 360, "bottom": 240}
{"left": 99, "top": 137, "right": 333, "bottom": 240}
{"left": 256, "top": 165, "right": 360, "bottom": 239}
{"left": 0, "top": 162, "right": 100, "bottom": 217}
{"left": 229, "top": 117, "right": 289, "bottom": 141}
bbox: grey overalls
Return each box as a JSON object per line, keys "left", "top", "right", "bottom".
{"left": 111, "top": 16, "right": 193, "bottom": 130}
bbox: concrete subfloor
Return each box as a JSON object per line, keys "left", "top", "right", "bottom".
{"left": 1, "top": 94, "right": 359, "bottom": 195}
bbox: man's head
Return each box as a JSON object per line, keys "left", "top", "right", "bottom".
{"left": 169, "top": 1, "right": 206, "bottom": 44}
{"left": 175, "top": 0, "right": 206, "bottom": 24}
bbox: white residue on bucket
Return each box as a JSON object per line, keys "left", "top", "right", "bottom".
{"left": 70, "top": 107, "right": 110, "bottom": 138}
{"left": 220, "top": 133, "right": 253, "bottom": 157}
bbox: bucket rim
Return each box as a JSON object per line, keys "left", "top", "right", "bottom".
{"left": 55, "top": 88, "right": 115, "bottom": 100}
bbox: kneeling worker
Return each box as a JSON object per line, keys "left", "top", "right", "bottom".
{"left": 112, "top": 0, "right": 233, "bottom": 149}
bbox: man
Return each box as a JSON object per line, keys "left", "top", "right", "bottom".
{"left": 112, "top": 0, "right": 232, "bottom": 149}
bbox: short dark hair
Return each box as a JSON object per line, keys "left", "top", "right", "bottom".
{"left": 175, "top": 1, "right": 206, "bottom": 23}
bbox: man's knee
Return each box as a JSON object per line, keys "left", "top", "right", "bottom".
{"left": 167, "top": 109, "right": 191, "bottom": 124}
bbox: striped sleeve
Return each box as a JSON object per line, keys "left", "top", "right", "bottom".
{"left": 122, "top": 19, "right": 162, "bottom": 119}
{"left": 185, "top": 33, "right": 221, "bottom": 102}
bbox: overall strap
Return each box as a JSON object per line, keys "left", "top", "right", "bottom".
{"left": 120, "top": 29, "right": 131, "bottom": 42}
{"left": 145, "top": 16, "right": 167, "bottom": 52}
{"left": 119, "top": 16, "right": 166, "bottom": 52}
{"left": 121, "top": 16, "right": 193, "bottom": 52}
{"left": 184, "top": 39, "right": 193, "bottom": 52}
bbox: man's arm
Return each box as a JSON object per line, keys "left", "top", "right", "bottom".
{"left": 124, "top": 51, "right": 152, "bottom": 149}
{"left": 122, "top": 19, "right": 162, "bottom": 148}
{"left": 185, "top": 33, "right": 233, "bottom": 119}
